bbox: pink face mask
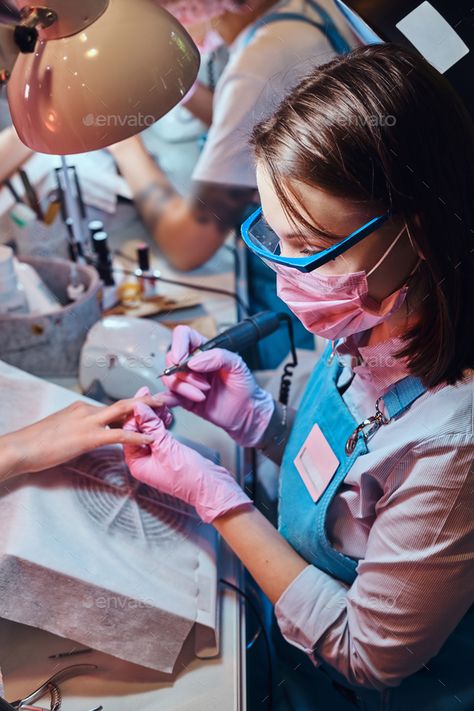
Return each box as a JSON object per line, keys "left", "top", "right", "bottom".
{"left": 276, "top": 226, "right": 420, "bottom": 341}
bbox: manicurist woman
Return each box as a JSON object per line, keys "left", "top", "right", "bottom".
{"left": 124, "top": 44, "right": 474, "bottom": 710}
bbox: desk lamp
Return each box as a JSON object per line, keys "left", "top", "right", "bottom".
{"left": 0, "top": 0, "right": 200, "bottom": 250}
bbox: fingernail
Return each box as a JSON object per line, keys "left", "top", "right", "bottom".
{"left": 135, "top": 386, "right": 151, "bottom": 397}
{"left": 142, "top": 435, "right": 155, "bottom": 443}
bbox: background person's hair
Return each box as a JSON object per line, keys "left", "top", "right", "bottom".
{"left": 252, "top": 43, "right": 474, "bottom": 388}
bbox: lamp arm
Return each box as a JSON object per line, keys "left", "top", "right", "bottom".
{"left": 13, "top": 1, "right": 109, "bottom": 40}
{"left": 0, "top": 4, "right": 53, "bottom": 84}
{"left": 0, "top": 15, "right": 40, "bottom": 85}
{"left": 0, "top": 0, "right": 110, "bottom": 84}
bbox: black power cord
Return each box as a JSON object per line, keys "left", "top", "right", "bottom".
{"left": 220, "top": 578, "right": 273, "bottom": 711}
{"left": 278, "top": 314, "right": 299, "bottom": 405}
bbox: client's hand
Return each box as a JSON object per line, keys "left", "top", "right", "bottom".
{"left": 0, "top": 386, "right": 171, "bottom": 481}
{"left": 124, "top": 401, "right": 252, "bottom": 524}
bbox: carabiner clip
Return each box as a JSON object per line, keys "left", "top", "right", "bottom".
{"left": 345, "top": 397, "right": 390, "bottom": 455}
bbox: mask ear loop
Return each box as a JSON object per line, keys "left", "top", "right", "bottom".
{"left": 406, "top": 222, "right": 416, "bottom": 252}
{"left": 404, "top": 223, "right": 424, "bottom": 279}
{"left": 402, "top": 224, "right": 424, "bottom": 321}
{"left": 366, "top": 224, "right": 406, "bottom": 278}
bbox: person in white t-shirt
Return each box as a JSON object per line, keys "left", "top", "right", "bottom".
{"left": 111, "top": 0, "right": 352, "bottom": 269}
{"left": 110, "top": 0, "right": 354, "bottom": 366}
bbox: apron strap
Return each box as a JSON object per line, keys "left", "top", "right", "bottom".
{"left": 382, "top": 375, "right": 427, "bottom": 419}
{"left": 241, "top": 1, "right": 351, "bottom": 54}
{"left": 345, "top": 373, "right": 428, "bottom": 455}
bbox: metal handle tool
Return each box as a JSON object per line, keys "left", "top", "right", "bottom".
{"left": 9, "top": 665, "right": 97, "bottom": 709}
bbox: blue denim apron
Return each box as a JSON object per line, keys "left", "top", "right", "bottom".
{"left": 272, "top": 342, "right": 474, "bottom": 710}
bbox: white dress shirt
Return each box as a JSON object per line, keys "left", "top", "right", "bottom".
{"left": 274, "top": 335, "right": 474, "bottom": 690}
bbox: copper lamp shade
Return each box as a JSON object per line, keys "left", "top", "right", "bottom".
{"left": 7, "top": 0, "right": 200, "bottom": 154}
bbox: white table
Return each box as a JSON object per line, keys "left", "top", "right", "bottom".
{"left": 0, "top": 199, "right": 248, "bottom": 710}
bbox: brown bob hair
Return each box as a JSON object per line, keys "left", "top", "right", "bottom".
{"left": 252, "top": 43, "right": 474, "bottom": 388}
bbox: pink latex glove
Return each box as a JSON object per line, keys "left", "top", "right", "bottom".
{"left": 161, "top": 325, "right": 275, "bottom": 447}
{"left": 133, "top": 385, "right": 174, "bottom": 428}
{"left": 123, "top": 401, "right": 252, "bottom": 524}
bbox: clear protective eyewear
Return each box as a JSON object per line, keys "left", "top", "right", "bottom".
{"left": 241, "top": 206, "right": 391, "bottom": 273}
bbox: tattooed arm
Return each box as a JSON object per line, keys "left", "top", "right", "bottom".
{"left": 109, "top": 135, "right": 257, "bottom": 271}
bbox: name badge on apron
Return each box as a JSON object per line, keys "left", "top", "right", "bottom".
{"left": 294, "top": 424, "right": 339, "bottom": 502}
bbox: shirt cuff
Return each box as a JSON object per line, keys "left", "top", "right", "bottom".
{"left": 274, "top": 564, "right": 349, "bottom": 661}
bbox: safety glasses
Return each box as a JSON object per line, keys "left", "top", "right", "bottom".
{"left": 241, "top": 206, "right": 391, "bottom": 273}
